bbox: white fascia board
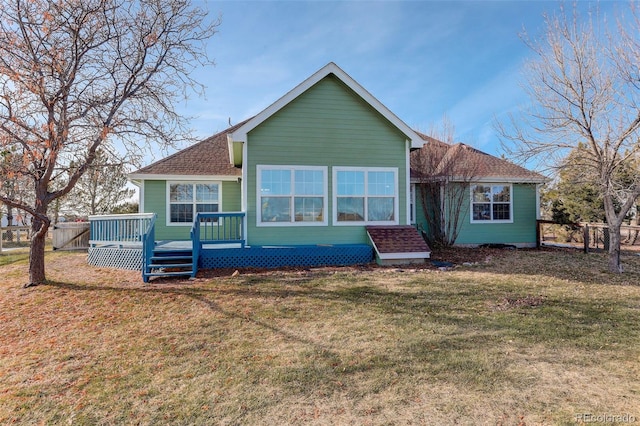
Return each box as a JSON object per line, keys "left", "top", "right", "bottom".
{"left": 227, "top": 134, "right": 235, "bottom": 165}
{"left": 228, "top": 62, "right": 424, "bottom": 148}
{"left": 128, "top": 173, "right": 240, "bottom": 182}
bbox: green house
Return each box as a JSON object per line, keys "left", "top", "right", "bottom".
{"left": 89, "top": 63, "right": 545, "bottom": 281}
{"left": 410, "top": 136, "right": 545, "bottom": 248}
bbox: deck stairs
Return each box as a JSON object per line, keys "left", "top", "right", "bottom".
{"left": 144, "top": 246, "right": 194, "bottom": 281}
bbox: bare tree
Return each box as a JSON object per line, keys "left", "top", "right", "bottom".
{"left": 0, "top": 0, "right": 219, "bottom": 286}
{"left": 63, "top": 149, "right": 135, "bottom": 216}
{"left": 411, "top": 121, "right": 479, "bottom": 246}
{"left": 498, "top": 4, "right": 640, "bottom": 273}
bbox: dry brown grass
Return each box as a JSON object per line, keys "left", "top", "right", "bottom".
{"left": 1, "top": 248, "right": 639, "bottom": 425}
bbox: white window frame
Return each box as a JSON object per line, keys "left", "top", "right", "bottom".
{"left": 166, "top": 181, "right": 221, "bottom": 226}
{"left": 333, "top": 166, "right": 399, "bottom": 226}
{"left": 410, "top": 183, "right": 416, "bottom": 225}
{"left": 470, "top": 183, "right": 513, "bottom": 224}
{"left": 256, "top": 165, "right": 328, "bottom": 227}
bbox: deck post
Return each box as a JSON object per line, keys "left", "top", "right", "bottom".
{"left": 141, "top": 214, "right": 157, "bottom": 283}
{"left": 191, "top": 216, "right": 201, "bottom": 278}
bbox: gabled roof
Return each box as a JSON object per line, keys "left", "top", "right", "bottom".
{"left": 129, "top": 119, "right": 249, "bottom": 180}
{"left": 410, "top": 133, "right": 546, "bottom": 183}
{"left": 228, "top": 62, "right": 425, "bottom": 149}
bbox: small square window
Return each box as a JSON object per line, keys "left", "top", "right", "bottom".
{"left": 471, "top": 184, "right": 511, "bottom": 222}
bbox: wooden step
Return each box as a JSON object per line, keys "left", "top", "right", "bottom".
{"left": 145, "top": 271, "right": 194, "bottom": 277}
{"left": 144, "top": 244, "right": 196, "bottom": 282}
{"left": 151, "top": 255, "right": 193, "bottom": 262}
{"left": 148, "top": 263, "right": 193, "bottom": 269}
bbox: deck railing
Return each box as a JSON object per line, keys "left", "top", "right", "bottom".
{"left": 190, "top": 212, "right": 246, "bottom": 279}
{"left": 191, "top": 212, "right": 246, "bottom": 248}
{"left": 89, "top": 213, "right": 156, "bottom": 247}
{"left": 142, "top": 214, "right": 157, "bottom": 282}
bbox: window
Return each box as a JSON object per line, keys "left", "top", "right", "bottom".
{"left": 334, "top": 167, "right": 398, "bottom": 225}
{"left": 257, "top": 165, "right": 327, "bottom": 226}
{"left": 471, "top": 184, "right": 512, "bottom": 222}
{"left": 168, "top": 182, "right": 219, "bottom": 225}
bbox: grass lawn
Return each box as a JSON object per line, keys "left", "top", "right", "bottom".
{"left": 1, "top": 247, "right": 639, "bottom": 425}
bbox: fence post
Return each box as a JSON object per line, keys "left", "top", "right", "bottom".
{"left": 0, "top": 228, "right": 3, "bottom": 253}
{"left": 603, "top": 227, "right": 610, "bottom": 252}
{"left": 583, "top": 224, "right": 589, "bottom": 253}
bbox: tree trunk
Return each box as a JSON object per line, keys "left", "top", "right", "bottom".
{"left": 26, "top": 217, "right": 49, "bottom": 287}
{"left": 607, "top": 222, "right": 623, "bottom": 273}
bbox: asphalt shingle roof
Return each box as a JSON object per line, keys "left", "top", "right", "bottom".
{"left": 411, "top": 132, "right": 546, "bottom": 183}
{"left": 131, "top": 119, "right": 251, "bottom": 177}
{"left": 132, "top": 123, "right": 543, "bottom": 183}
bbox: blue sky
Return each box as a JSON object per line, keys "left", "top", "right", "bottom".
{"left": 177, "top": 0, "right": 619, "bottom": 161}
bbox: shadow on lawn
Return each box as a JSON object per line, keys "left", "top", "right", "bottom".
{"left": 44, "top": 276, "right": 640, "bottom": 353}
{"left": 40, "top": 275, "right": 640, "bottom": 423}
{"left": 13, "top": 244, "right": 634, "bottom": 426}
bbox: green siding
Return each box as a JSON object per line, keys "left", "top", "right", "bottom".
{"left": 246, "top": 75, "right": 409, "bottom": 246}
{"left": 453, "top": 183, "right": 538, "bottom": 246}
{"left": 413, "top": 185, "right": 431, "bottom": 238}
{"left": 142, "top": 179, "right": 242, "bottom": 241}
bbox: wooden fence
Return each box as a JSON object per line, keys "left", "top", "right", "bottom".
{"left": 537, "top": 220, "right": 640, "bottom": 253}
{"left": 0, "top": 226, "right": 32, "bottom": 253}
{"left": 52, "top": 222, "right": 90, "bottom": 251}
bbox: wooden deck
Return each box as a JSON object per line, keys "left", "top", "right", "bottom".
{"left": 87, "top": 213, "right": 425, "bottom": 281}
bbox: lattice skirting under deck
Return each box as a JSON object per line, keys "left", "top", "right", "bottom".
{"left": 88, "top": 247, "right": 143, "bottom": 270}
{"left": 200, "top": 244, "right": 373, "bottom": 269}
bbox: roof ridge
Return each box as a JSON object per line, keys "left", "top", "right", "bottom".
{"left": 411, "top": 131, "right": 546, "bottom": 182}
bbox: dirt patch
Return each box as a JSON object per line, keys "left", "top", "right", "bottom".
{"left": 491, "top": 295, "right": 547, "bottom": 311}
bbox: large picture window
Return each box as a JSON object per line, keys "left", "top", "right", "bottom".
{"left": 257, "top": 165, "right": 327, "bottom": 226}
{"left": 334, "top": 167, "right": 398, "bottom": 225}
{"left": 168, "top": 182, "right": 219, "bottom": 224}
{"left": 471, "top": 184, "right": 512, "bottom": 222}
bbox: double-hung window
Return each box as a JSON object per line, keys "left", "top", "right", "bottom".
{"left": 257, "top": 165, "right": 327, "bottom": 226}
{"left": 471, "top": 184, "right": 512, "bottom": 222}
{"left": 334, "top": 167, "right": 398, "bottom": 225}
{"left": 168, "top": 182, "right": 219, "bottom": 225}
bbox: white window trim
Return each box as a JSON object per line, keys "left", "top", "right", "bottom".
{"left": 256, "top": 165, "right": 328, "bottom": 227}
{"left": 409, "top": 183, "right": 416, "bottom": 225}
{"left": 470, "top": 183, "right": 514, "bottom": 224}
{"left": 166, "top": 181, "right": 222, "bottom": 227}
{"left": 333, "top": 166, "right": 399, "bottom": 226}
